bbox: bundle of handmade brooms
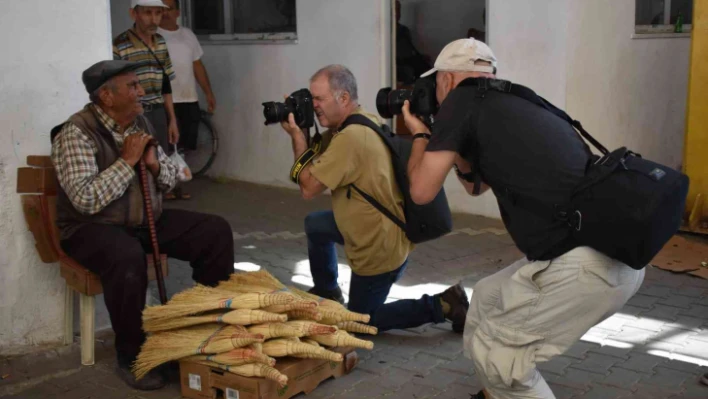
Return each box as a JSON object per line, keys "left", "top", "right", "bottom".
{"left": 132, "top": 270, "right": 376, "bottom": 387}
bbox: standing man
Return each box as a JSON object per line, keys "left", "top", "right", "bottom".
{"left": 158, "top": 0, "right": 217, "bottom": 199}
{"left": 114, "top": 0, "right": 179, "bottom": 166}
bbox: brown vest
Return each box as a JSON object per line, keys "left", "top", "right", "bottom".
{"left": 52, "top": 105, "right": 162, "bottom": 240}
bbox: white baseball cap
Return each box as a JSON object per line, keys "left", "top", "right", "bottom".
{"left": 420, "top": 38, "right": 497, "bottom": 78}
{"left": 131, "top": 0, "right": 168, "bottom": 8}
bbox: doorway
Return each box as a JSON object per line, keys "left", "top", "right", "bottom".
{"left": 390, "top": 0, "right": 488, "bottom": 134}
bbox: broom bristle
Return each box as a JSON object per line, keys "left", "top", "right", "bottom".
{"left": 133, "top": 325, "right": 240, "bottom": 379}
{"left": 169, "top": 285, "right": 294, "bottom": 309}
{"left": 143, "top": 313, "right": 222, "bottom": 332}
{"left": 228, "top": 270, "right": 287, "bottom": 291}
{"left": 143, "top": 287, "right": 294, "bottom": 323}
{"left": 217, "top": 280, "right": 296, "bottom": 297}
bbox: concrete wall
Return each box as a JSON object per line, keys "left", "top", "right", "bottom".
{"left": 0, "top": 0, "right": 113, "bottom": 355}
{"left": 565, "top": 0, "right": 689, "bottom": 170}
{"left": 204, "top": 0, "right": 391, "bottom": 187}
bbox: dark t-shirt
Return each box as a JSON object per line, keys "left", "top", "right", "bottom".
{"left": 427, "top": 83, "right": 591, "bottom": 259}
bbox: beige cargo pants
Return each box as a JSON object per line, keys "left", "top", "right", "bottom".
{"left": 464, "top": 246, "right": 645, "bottom": 399}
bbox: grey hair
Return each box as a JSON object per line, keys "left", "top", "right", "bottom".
{"left": 310, "top": 64, "right": 358, "bottom": 102}
{"left": 89, "top": 80, "right": 116, "bottom": 105}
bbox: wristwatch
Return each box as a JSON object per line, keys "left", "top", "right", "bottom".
{"left": 412, "top": 133, "right": 431, "bottom": 141}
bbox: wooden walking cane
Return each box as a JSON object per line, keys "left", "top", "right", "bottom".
{"left": 138, "top": 140, "right": 168, "bottom": 305}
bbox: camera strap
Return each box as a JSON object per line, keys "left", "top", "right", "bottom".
{"left": 290, "top": 124, "right": 323, "bottom": 184}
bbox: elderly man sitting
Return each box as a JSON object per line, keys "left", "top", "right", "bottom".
{"left": 50, "top": 60, "right": 234, "bottom": 390}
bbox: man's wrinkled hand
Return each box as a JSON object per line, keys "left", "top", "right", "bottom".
{"left": 280, "top": 112, "right": 305, "bottom": 141}
{"left": 402, "top": 100, "right": 430, "bottom": 135}
{"left": 121, "top": 133, "right": 152, "bottom": 167}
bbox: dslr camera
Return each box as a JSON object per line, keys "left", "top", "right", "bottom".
{"left": 376, "top": 75, "right": 438, "bottom": 121}
{"left": 262, "top": 88, "right": 315, "bottom": 129}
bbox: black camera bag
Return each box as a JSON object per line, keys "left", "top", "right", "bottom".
{"left": 339, "top": 114, "right": 453, "bottom": 244}
{"left": 459, "top": 78, "right": 689, "bottom": 269}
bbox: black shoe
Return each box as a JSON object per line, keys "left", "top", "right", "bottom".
{"left": 308, "top": 286, "right": 345, "bottom": 305}
{"left": 115, "top": 363, "right": 166, "bottom": 391}
{"left": 436, "top": 283, "right": 470, "bottom": 334}
{"left": 470, "top": 390, "right": 486, "bottom": 399}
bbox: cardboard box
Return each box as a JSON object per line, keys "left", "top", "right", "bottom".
{"left": 179, "top": 348, "right": 358, "bottom": 399}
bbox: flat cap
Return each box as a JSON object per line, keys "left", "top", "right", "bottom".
{"left": 81, "top": 60, "right": 140, "bottom": 94}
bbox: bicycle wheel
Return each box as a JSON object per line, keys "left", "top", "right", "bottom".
{"left": 184, "top": 110, "right": 218, "bottom": 176}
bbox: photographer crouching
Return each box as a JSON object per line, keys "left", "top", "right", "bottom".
{"left": 404, "top": 39, "right": 654, "bottom": 399}
{"left": 271, "top": 64, "right": 470, "bottom": 333}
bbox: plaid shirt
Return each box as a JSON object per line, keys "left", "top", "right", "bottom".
{"left": 51, "top": 104, "right": 177, "bottom": 215}
{"left": 113, "top": 28, "right": 175, "bottom": 104}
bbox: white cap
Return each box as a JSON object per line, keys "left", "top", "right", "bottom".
{"left": 131, "top": 0, "right": 168, "bottom": 8}
{"left": 420, "top": 38, "right": 497, "bottom": 78}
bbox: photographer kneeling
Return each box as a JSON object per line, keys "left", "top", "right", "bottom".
{"left": 404, "top": 39, "right": 645, "bottom": 399}
{"left": 278, "top": 64, "right": 469, "bottom": 333}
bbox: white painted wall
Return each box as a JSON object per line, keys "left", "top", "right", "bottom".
{"left": 204, "top": 0, "right": 392, "bottom": 187}
{"left": 0, "top": 0, "right": 113, "bottom": 355}
{"left": 565, "top": 0, "right": 689, "bottom": 170}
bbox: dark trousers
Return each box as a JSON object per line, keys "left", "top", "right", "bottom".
{"left": 143, "top": 104, "right": 171, "bottom": 155}
{"left": 174, "top": 102, "right": 201, "bottom": 151}
{"left": 60, "top": 209, "right": 234, "bottom": 366}
{"left": 305, "top": 210, "right": 445, "bottom": 332}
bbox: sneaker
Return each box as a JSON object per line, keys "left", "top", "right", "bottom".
{"left": 115, "top": 362, "right": 166, "bottom": 390}
{"left": 436, "top": 283, "right": 470, "bottom": 334}
{"left": 701, "top": 372, "right": 708, "bottom": 386}
{"left": 308, "top": 286, "right": 345, "bottom": 305}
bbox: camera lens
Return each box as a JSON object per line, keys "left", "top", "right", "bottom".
{"left": 376, "top": 88, "right": 411, "bottom": 119}
{"left": 262, "top": 101, "right": 290, "bottom": 125}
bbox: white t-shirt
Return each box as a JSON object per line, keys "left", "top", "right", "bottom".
{"left": 157, "top": 26, "right": 204, "bottom": 103}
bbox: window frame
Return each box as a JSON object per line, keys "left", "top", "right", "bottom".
{"left": 634, "top": 0, "right": 692, "bottom": 36}
{"left": 182, "top": 0, "right": 299, "bottom": 45}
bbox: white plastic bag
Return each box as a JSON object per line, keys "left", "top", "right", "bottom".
{"left": 170, "top": 145, "right": 192, "bottom": 182}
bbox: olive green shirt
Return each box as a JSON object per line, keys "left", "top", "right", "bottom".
{"left": 310, "top": 108, "right": 413, "bottom": 276}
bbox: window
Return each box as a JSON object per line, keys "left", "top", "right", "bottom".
{"left": 635, "top": 0, "right": 692, "bottom": 34}
{"left": 184, "top": 0, "right": 297, "bottom": 43}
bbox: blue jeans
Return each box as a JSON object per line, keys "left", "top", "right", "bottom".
{"left": 304, "top": 210, "right": 445, "bottom": 332}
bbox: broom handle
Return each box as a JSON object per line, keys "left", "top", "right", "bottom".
{"left": 138, "top": 157, "right": 168, "bottom": 305}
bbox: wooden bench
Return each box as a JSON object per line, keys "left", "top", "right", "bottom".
{"left": 16, "top": 155, "right": 167, "bottom": 366}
